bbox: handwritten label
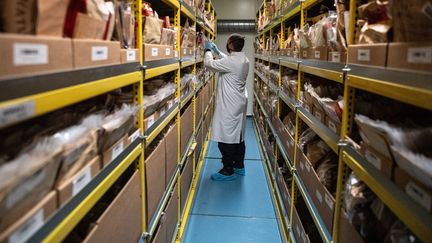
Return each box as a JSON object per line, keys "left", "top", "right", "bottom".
{"left": 315, "top": 189, "right": 323, "bottom": 203}
{"left": 10, "top": 209, "right": 44, "bottom": 243}
{"left": 365, "top": 149, "right": 382, "bottom": 170}
{"left": 72, "top": 167, "right": 92, "bottom": 196}
{"left": 13, "top": 43, "right": 48, "bottom": 65}
{"left": 126, "top": 50, "right": 136, "bottom": 61}
{"left": 91, "top": 46, "right": 108, "bottom": 61}
{"left": 407, "top": 47, "right": 432, "bottom": 64}
{"left": 112, "top": 141, "right": 124, "bottom": 160}
{"left": 331, "top": 52, "right": 341, "bottom": 62}
{"left": 358, "top": 49, "right": 370, "bottom": 61}
{"left": 0, "top": 101, "right": 35, "bottom": 127}
{"left": 151, "top": 47, "right": 158, "bottom": 57}
{"left": 325, "top": 193, "right": 334, "bottom": 209}
{"left": 166, "top": 48, "right": 171, "bottom": 56}
{"left": 406, "top": 182, "right": 431, "bottom": 211}
{"left": 314, "top": 50, "right": 321, "bottom": 59}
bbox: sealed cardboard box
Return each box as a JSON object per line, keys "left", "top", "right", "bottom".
{"left": 292, "top": 207, "right": 311, "bottom": 243}
{"left": 360, "top": 143, "right": 393, "bottom": 179}
{"left": 0, "top": 33, "right": 73, "bottom": 79}
{"left": 394, "top": 168, "right": 432, "bottom": 213}
{"left": 328, "top": 51, "right": 347, "bottom": 63}
{"left": 143, "top": 44, "right": 174, "bottom": 61}
{"left": 83, "top": 171, "right": 141, "bottom": 243}
{"left": 181, "top": 156, "right": 194, "bottom": 213}
{"left": 348, "top": 44, "right": 387, "bottom": 67}
{"left": 180, "top": 104, "right": 194, "bottom": 156}
{"left": 72, "top": 39, "right": 120, "bottom": 69}
{"left": 145, "top": 139, "right": 166, "bottom": 224}
{"left": 120, "top": 49, "right": 139, "bottom": 63}
{"left": 309, "top": 47, "right": 328, "bottom": 60}
{"left": 387, "top": 42, "right": 432, "bottom": 73}
{"left": 56, "top": 156, "right": 101, "bottom": 206}
{"left": 0, "top": 192, "right": 56, "bottom": 243}
{"left": 338, "top": 210, "right": 365, "bottom": 243}
{"left": 165, "top": 124, "right": 179, "bottom": 185}
{"left": 165, "top": 183, "right": 179, "bottom": 242}
{"left": 102, "top": 135, "right": 129, "bottom": 167}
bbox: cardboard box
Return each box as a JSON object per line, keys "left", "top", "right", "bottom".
{"left": 348, "top": 44, "right": 387, "bottom": 67}
{"left": 292, "top": 206, "right": 311, "bottom": 243}
{"left": 120, "top": 48, "right": 139, "bottom": 63}
{"left": 394, "top": 168, "right": 432, "bottom": 213}
{"left": 56, "top": 156, "right": 101, "bottom": 206}
{"left": 145, "top": 139, "right": 166, "bottom": 224}
{"left": 338, "top": 210, "right": 365, "bottom": 243}
{"left": 356, "top": 117, "right": 393, "bottom": 160}
{"left": 83, "top": 171, "right": 141, "bottom": 243}
{"left": 72, "top": 39, "right": 120, "bottom": 69}
{"left": 301, "top": 48, "right": 309, "bottom": 59}
{"left": 309, "top": 47, "right": 328, "bottom": 60}
{"left": 312, "top": 106, "right": 325, "bottom": 123}
{"left": 387, "top": 42, "right": 432, "bottom": 73}
{"left": 296, "top": 148, "right": 335, "bottom": 232}
{"left": 144, "top": 111, "right": 161, "bottom": 131}
{"left": 181, "top": 47, "right": 195, "bottom": 58}
{"left": 0, "top": 33, "right": 73, "bottom": 79}
{"left": 102, "top": 135, "right": 129, "bottom": 167}
{"left": 165, "top": 124, "right": 179, "bottom": 185}
{"left": 360, "top": 143, "right": 393, "bottom": 179}
{"left": 128, "top": 129, "right": 141, "bottom": 145}
{"left": 165, "top": 183, "right": 179, "bottom": 242}
{"left": 0, "top": 192, "right": 56, "bottom": 243}
{"left": 152, "top": 218, "right": 167, "bottom": 243}
{"left": 196, "top": 91, "right": 203, "bottom": 122}
{"left": 195, "top": 126, "right": 203, "bottom": 167}
{"left": 325, "top": 115, "right": 341, "bottom": 136}
{"left": 275, "top": 117, "right": 295, "bottom": 162}
{"left": 266, "top": 142, "right": 276, "bottom": 173}
{"left": 276, "top": 168, "right": 291, "bottom": 214}
{"left": 181, "top": 156, "right": 194, "bottom": 213}
{"left": 143, "top": 44, "right": 174, "bottom": 61}
{"left": 180, "top": 103, "right": 194, "bottom": 156}
{"left": 328, "top": 51, "right": 347, "bottom": 63}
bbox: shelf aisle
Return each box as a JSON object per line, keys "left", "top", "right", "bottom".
{"left": 182, "top": 118, "right": 283, "bottom": 243}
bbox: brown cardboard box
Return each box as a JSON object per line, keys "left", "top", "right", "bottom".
{"left": 144, "top": 111, "right": 161, "bottom": 131}
{"left": 165, "top": 183, "right": 179, "bottom": 242}
{"left": 328, "top": 51, "right": 347, "bottom": 63}
{"left": 152, "top": 222, "right": 167, "bottom": 243}
{"left": 312, "top": 106, "right": 325, "bottom": 123}
{"left": 301, "top": 48, "right": 309, "bottom": 59}
{"left": 360, "top": 143, "right": 393, "bottom": 179}
{"left": 196, "top": 126, "right": 203, "bottom": 167}
{"left": 0, "top": 33, "right": 73, "bottom": 79}
{"left": 276, "top": 168, "right": 291, "bottom": 213}
{"left": 120, "top": 49, "right": 139, "bottom": 63}
{"left": 394, "top": 168, "right": 432, "bottom": 213}
{"left": 387, "top": 42, "right": 432, "bottom": 73}
{"left": 83, "top": 171, "right": 141, "bottom": 243}
{"left": 338, "top": 210, "right": 365, "bottom": 243}
{"left": 196, "top": 91, "right": 203, "bottom": 122}
{"left": 72, "top": 39, "right": 120, "bottom": 69}
{"left": 292, "top": 206, "right": 311, "bottom": 243}
{"left": 348, "top": 44, "right": 387, "bottom": 67}
{"left": 356, "top": 117, "right": 393, "bottom": 160}
{"left": 99, "top": 115, "right": 134, "bottom": 153}
{"left": 165, "top": 124, "right": 179, "bottom": 185}
{"left": 56, "top": 156, "right": 101, "bottom": 206}
{"left": 277, "top": 119, "right": 295, "bottom": 162}
{"left": 0, "top": 192, "right": 56, "bottom": 243}
{"left": 181, "top": 155, "right": 194, "bottom": 213}
{"left": 143, "top": 44, "right": 174, "bottom": 61}
{"left": 128, "top": 129, "right": 141, "bottom": 145}
{"left": 181, "top": 48, "right": 195, "bottom": 58}
{"left": 181, "top": 103, "right": 194, "bottom": 156}
{"left": 102, "top": 135, "right": 129, "bottom": 167}
{"left": 325, "top": 115, "right": 341, "bottom": 136}
{"left": 309, "top": 47, "right": 328, "bottom": 60}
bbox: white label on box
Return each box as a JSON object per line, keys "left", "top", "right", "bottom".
{"left": 325, "top": 193, "right": 334, "bottom": 209}
{"left": 151, "top": 47, "right": 158, "bottom": 57}
{"left": 6, "top": 168, "right": 46, "bottom": 209}
{"left": 147, "top": 115, "right": 155, "bottom": 128}
{"left": 112, "top": 141, "right": 124, "bottom": 160}
{"left": 331, "top": 52, "right": 341, "bottom": 62}
{"left": 315, "top": 111, "right": 322, "bottom": 121}
{"left": 305, "top": 104, "right": 311, "bottom": 112}
{"left": 358, "top": 49, "right": 370, "bottom": 61}
{"left": 189, "top": 49, "right": 193, "bottom": 55}
{"left": 168, "top": 100, "right": 174, "bottom": 109}
{"left": 91, "top": 46, "right": 108, "bottom": 61}
{"left": 365, "top": 149, "right": 382, "bottom": 170}
{"left": 13, "top": 43, "right": 48, "bottom": 65}
{"left": 328, "top": 120, "right": 337, "bottom": 133}
{"left": 129, "top": 129, "right": 141, "bottom": 143}
{"left": 160, "top": 106, "right": 166, "bottom": 115}
{"left": 183, "top": 49, "right": 187, "bottom": 55}
{"left": 305, "top": 161, "right": 311, "bottom": 172}
{"left": 126, "top": 50, "right": 136, "bottom": 61}
{"left": 0, "top": 101, "right": 35, "bottom": 127}
{"left": 407, "top": 47, "right": 432, "bottom": 64}
{"left": 299, "top": 160, "right": 305, "bottom": 170}
{"left": 10, "top": 209, "right": 44, "bottom": 243}
{"left": 72, "top": 166, "right": 92, "bottom": 196}
{"left": 314, "top": 50, "right": 321, "bottom": 59}
{"left": 406, "top": 182, "right": 432, "bottom": 211}
{"left": 175, "top": 50, "right": 178, "bottom": 58}
{"left": 315, "top": 189, "right": 323, "bottom": 203}
{"left": 302, "top": 50, "right": 308, "bottom": 58}
{"left": 166, "top": 48, "right": 171, "bottom": 56}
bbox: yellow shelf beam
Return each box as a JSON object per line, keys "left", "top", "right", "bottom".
{"left": 181, "top": 59, "right": 196, "bottom": 68}
{"left": 303, "top": 0, "right": 321, "bottom": 10}
{"left": 0, "top": 71, "right": 141, "bottom": 128}
{"left": 145, "top": 63, "right": 180, "bottom": 80}
{"left": 300, "top": 65, "right": 343, "bottom": 83}
{"left": 162, "top": 0, "right": 180, "bottom": 9}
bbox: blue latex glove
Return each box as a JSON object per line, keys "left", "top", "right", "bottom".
{"left": 211, "top": 43, "right": 221, "bottom": 55}
{"left": 204, "top": 38, "right": 213, "bottom": 51}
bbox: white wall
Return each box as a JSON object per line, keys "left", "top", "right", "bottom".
{"left": 213, "top": 0, "right": 262, "bottom": 115}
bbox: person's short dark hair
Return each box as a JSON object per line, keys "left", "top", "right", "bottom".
{"left": 227, "top": 33, "right": 245, "bottom": 51}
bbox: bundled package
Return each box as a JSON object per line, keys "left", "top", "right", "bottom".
{"left": 143, "top": 81, "right": 176, "bottom": 117}
{"left": 142, "top": 3, "right": 163, "bottom": 44}
{"left": 115, "top": 1, "right": 135, "bottom": 48}
{"left": 356, "top": 0, "right": 392, "bottom": 44}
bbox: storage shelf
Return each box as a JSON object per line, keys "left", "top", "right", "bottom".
{"left": 197, "top": 17, "right": 214, "bottom": 36}
{"left": 341, "top": 146, "right": 432, "bottom": 243}
{"left": 303, "top": 0, "right": 321, "bottom": 10}
{"left": 145, "top": 105, "right": 179, "bottom": 146}
{"left": 269, "top": 56, "right": 280, "bottom": 65}
{"left": 181, "top": 58, "right": 196, "bottom": 68}
{"left": 294, "top": 173, "right": 332, "bottom": 243}
{"left": 254, "top": 91, "right": 269, "bottom": 118}
{"left": 258, "top": 2, "right": 301, "bottom": 35}
{"left": 180, "top": 2, "right": 196, "bottom": 22}
{"left": 30, "top": 139, "right": 143, "bottom": 242}
{"left": 162, "top": 0, "right": 180, "bottom": 8}
{"left": 144, "top": 59, "right": 180, "bottom": 80}
{"left": 346, "top": 65, "right": 432, "bottom": 110}
{"left": 280, "top": 57, "right": 300, "bottom": 70}
{"left": 0, "top": 68, "right": 141, "bottom": 129}
{"left": 279, "top": 90, "right": 298, "bottom": 111}
{"left": 300, "top": 60, "right": 345, "bottom": 83}
{"left": 265, "top": 116, "right": 294, "bottom": 169}
{"left": 181, "top": 90, "right": 194, "bottom": 108}
{"left": 297, "top": 107, "right": 339, "bottom": 154}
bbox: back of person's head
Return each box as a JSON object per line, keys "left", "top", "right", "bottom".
{"left": 226, "top": 33, "right": 245, "bottom": 53}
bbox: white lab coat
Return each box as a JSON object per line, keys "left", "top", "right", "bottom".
{"left": 204, "top": 51, "right": 250, "bottom": 144}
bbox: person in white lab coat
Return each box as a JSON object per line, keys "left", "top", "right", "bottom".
{"left": 204, "top": 33, "right": 250, "bottom": 181}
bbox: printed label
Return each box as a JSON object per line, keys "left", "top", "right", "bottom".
{"left": 0, "top": 101, "right": 35, "bottom": 127}
{"left": 126, "top": 50, "right": 136, "bottom": 61}
{"left": 325, "top": 193, "right": 334, "bottom": 209}
{"left": 7, "top": 168, "right": 46, "bottom": 208}
{"left": 315, "top": 189, "right": 323, "bottom": 203}
{"left": 91, "top": 46, "right": 108, "bottom": 61}
{"left": 112, "top": 141, "right": 124, "bottom": 160}
{"left": 406, "top": 182, "right": 432, "bottom": 211}
{"left": 315, "top": 111, "right": 322, "bottom": 121}
{"left": 407, "top": 47, "right": 432, "bottom": 64}
{"left": 365, "top": 149, "right": 382, "bottom": 170}
{"left": 314, "top": 50, "right": 321, "bottom": 59}
{"left": 151, "top": 47, "right": 158, "bottom": 57}
{"left": 129, "top": 129, "right": 141, "bottom": 143}
{"left": 183, "top": 49, "right": 187, "bottom": 55}
{"left": 358, "top": 49, "right": 370, "bottom": 61}
{"left": 305, "top": 161, "right": 311, "bottom": 172}
{"left": 168, "top": 100, "right": 174, "bottom": 109}
{"left": 72, "top": 167, "right": 92, "bottom": 196}
{"left": 328, "top": 120, "right": 337, "bottom": 133}
{"left": 147, "top": 115, "right": 155, "bottom": 128}
{"left": 166, "top": 48, "right": 171, "bottom": 56}
{"left": 13, "top": 43, "right": 48, "bottom": 66}
{"left": 302, "top": 50, "right": 308, "bottom": 58}
{"left": 331, "top": 52, "right": 341, "bottom": 62}
{"left": 10, "top": 209, "right": 44, "bottom": 243}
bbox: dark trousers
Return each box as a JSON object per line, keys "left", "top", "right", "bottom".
{"left": 218, "top": 141, "right": 246, "bottom": 169}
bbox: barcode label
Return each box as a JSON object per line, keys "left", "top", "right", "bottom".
{"left": 302, "top": 50, "right": 308, "bottom": 58}
{"left": 331, "top": 52, "right": 341, "bottom": 62}
{"left": 91, "top": 46, "right": 108, "bottom": 61}
{"left": 151, "top": 47, "right": 158, "bottom": 57}
{"left": 126, "top": 50, "right": 136, "bottom": 61}
{"left": 328, "top": 120, "right": 337, "bottom": 133}
{"left": 14, "top": 43, "right": 48, "bottom": 65}
{"left": 406, "top": 182, "right": 431, "bottom": 211}
{"left": 129, "top": 129, "right": 140, "bottom": 143}
{"left": 147, "top": 115, "right": 155, "bottom": 128}
{"left": 407, "top": 47, "right": 432, "bottom": 64}
{"left": 365, "top": 149, "right": 382, "bottom": 170}
{"left": 112, "top": 141, "right": 124, "bottom": 160}
{"left": 325, "top": 193, "right": 334, "bottom": 209}
{"left": 358, "top": 49, "right": 370, "bottom": 61}
{"left": 315, "top": 189, "right": 323, "bottom": 203}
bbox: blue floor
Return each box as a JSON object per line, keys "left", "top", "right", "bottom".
{"left": 183, "top": 117, "right": 282, "bottom": 243}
